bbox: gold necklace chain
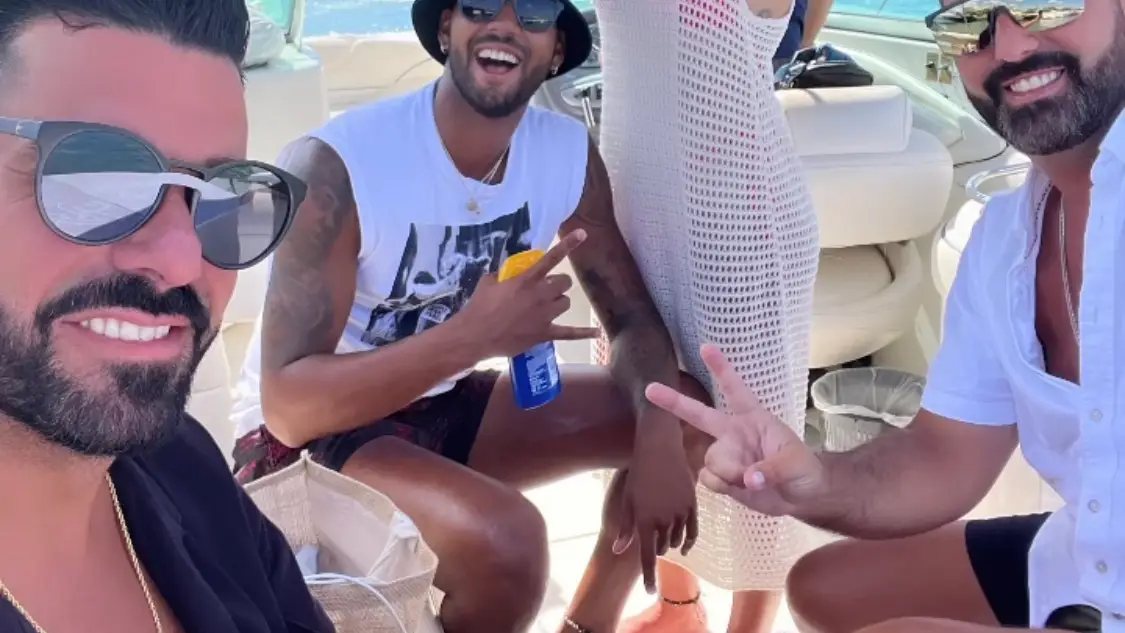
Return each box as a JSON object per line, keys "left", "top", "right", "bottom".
{"left": 0, "top": 473, "right": 163, "bottom": 633}
{"left": 442, "top": 139, "right": 509, "bottom": 214}
{"left": 1057, "top": 203, "right": 1080, "bottom": 345}
{"left": 430, "top": 83, "right": 511, "bottom": 213}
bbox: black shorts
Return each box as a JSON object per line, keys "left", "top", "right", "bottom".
{"left": 308, "top": 369, "right": 501, "bottom": 472}
{"left": 965, "top": 512, "right": 1050, "bottom": 627}
{"left": 232, "top": 370, "right": 500, "bottom": 483}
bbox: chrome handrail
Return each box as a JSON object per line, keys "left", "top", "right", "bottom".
{"left": 567, "top": 73, "right": 604, "bottom": 94}
{"left": 965, "top": 163, "right": 1031, "bottom": 203}
{"left": 564, "top": 73, "right": 604, "bottom": 130}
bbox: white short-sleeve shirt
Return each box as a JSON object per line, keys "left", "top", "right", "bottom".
{"left": 921, "top": 115, "right": 1125, "bottom": 628}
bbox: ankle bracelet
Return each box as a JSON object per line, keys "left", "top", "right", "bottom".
{"left": 563, "top": 616, "right": 593, "bottom": 633}
{"left": 662, "top": 592, "right": 702, "bottom": 606}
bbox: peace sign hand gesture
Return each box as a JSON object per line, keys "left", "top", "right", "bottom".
{"left": 644, "top": 344, "right": 827, "bottom": 516}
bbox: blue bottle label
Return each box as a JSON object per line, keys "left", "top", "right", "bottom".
{"left": 511, "top": 341, "right": 562, "bottom": 409}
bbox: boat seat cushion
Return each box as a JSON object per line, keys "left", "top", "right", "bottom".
{"left": 778, "top": 86, "right": 953, "bottom": 248}
{"left": 933, "top": 198, "right": 984, "bottom": 296}
{"left": 810, "top": 243, "right": 924, "bottom": 367}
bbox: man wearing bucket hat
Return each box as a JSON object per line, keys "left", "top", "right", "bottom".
{"left": 233, "top": 1, "right": 714, "bottom": 632}
{"left": 644, "top": 0, "right": 1125, "bottom": 628}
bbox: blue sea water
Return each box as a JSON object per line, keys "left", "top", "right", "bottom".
{"left": 301, "top": 0, "right": 934, "bottom": 37}
{"left": 304, "top": 0, "right": 594, "bottom": 36}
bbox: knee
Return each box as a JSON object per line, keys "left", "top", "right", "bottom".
{"left": 787, "top": 541, "right": 853, "bottom": 627}
{"left": 856, "top": 617, "right": 950, "bottom": 633}
{"left": 454, "top": 488, "right": 550, "bottom": 605}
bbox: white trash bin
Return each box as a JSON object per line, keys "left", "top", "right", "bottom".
{"left": 810, "top": 367, "right": 925, "bottom": 452}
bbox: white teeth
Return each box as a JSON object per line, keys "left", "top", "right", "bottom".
{"left": 79, "top": 318, "right": 172, "bottom": 342}
{"left": 1009, "top": 70, "right": 1061, "bottom": 94}
{"left": 477, "top": 48, "right": 519, "bottom": 65}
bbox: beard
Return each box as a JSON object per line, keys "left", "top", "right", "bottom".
{"left": 0, "top": 275, "right": 213, "bottom": 457}
{"left": 447, "top": 37, "right": 552, "bottom": 118}
{"left": 969, "top": 33, "right": 1125, "bottom": 155}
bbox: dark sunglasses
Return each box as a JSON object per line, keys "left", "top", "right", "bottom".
{"left": 925, "top": 0, "right": 1084, "bottom": 56}
{"left": 0, "top": 117, "right": 305, "bottom": 271}
{"left": 459, "top": 0, "right": 563, "bottom": 33}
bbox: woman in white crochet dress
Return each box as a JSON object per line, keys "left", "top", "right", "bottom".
{"left": 591, "top": 0, "right": 819, "bottom": 631}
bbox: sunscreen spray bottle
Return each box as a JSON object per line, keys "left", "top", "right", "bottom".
{"left": 498, "top": 250, "right": 563, "bottom": 410}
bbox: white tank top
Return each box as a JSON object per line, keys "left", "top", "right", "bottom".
{"left": 231, "top": 82, "right": 589, "bottom": 438}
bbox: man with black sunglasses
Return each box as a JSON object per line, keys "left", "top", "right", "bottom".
{"left": 232, "top": 0, "right": 712, "bottom": 632}
{"left": 642, "top": 0, "right": 1125, "bottom": 631}
{"left": 0, "top": 1, "right": 333, "bottom": 632}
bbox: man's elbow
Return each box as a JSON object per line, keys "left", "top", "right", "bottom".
{"left": 260, "top": 374, "right": 311, "bottom": 448}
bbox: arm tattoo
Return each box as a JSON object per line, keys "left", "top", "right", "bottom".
{"left": 260, "top": 137, "right": 357, "bottom": 372}
{"left": 565, "top": 137, "right": 679, "bottom": 406}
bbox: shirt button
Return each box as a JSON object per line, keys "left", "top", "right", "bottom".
{"left": 1089, "top": 499, "right": 1101, "bottom": 513}
{"left": 1090, "top": 409, "right": 1104, "bottom": 422}
{"left": 1097, "top": 560, "right": 1109, "bottom": 573}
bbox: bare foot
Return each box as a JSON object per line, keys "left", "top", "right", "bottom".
{"left": 617, "top": 599, "right": 708, "bottom": 633}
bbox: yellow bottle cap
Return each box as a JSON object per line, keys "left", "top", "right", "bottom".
{"left": 498, "top": 249, "right": 545, "bottom": 282}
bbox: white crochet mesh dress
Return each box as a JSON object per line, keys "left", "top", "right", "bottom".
{"left": 593, "top": 0, "right": 820, "bottom": 590}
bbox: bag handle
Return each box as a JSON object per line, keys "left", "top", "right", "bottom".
{"left": 304, "top": 573, "right": 411, "bottom": 633}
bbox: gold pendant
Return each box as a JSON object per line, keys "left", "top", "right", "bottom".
{"left": 466, "top": 199, "right": 479, "bottom": 213}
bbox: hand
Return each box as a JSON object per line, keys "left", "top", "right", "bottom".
{"left": 613, "top": 413, "right": 698, "bottom": 594}
{"left": 644, "top": 344, "right": 827, "bottom": 516}
{"left": 459, "top": 230, "right": 600, "bottom": 357}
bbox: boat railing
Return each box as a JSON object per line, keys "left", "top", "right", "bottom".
{"left": 965, "top": 162, "right": 1031, "bottom": 203}
{"left": 564, "top": 72, "right": 604, "bottom": 130}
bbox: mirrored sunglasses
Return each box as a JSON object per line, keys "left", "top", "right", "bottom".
{"left": 0, "top": 117, "right": 306, "bottom": 270}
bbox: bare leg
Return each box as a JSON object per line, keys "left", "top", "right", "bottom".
{"left": 341, "top": 366, "right": 709, "bottom": 633}
{"left": 787, "top": 523, "right": 997, "bottom": 633}
{"left": 340, "top": 438, "right": 550, "bottom": 633}
{"left": 617, "top": 560, "right": 707, "bottom": 633}
{"left": 545, "top": 374, "right": 712, "bottom": 633}
{"left": 616, "top": 568, "right": 780, "bottom": 633}
{"left": 728, "top": 590, "right": 783, "bottom": 633}
{"left": 858, "top": 618, "right": 1019, "bottom": 633}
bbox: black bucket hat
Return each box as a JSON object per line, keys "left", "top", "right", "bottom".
{"left": 412, "top": 0, "right": 593, "bottom": 78}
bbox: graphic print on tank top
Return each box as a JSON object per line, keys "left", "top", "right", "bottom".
{"left": 360, "top": 203, "right": 533, "bottom": 346}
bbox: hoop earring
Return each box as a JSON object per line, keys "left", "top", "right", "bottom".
{"left": 550, "top": 65, "right": 560, "bottom": 76}
{"left": 440, "top": 42, "right": 449, "bottom": 54}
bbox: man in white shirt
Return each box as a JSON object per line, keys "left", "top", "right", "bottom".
{"left": 637, "top": 0, "right": 1125, "bottom": 630}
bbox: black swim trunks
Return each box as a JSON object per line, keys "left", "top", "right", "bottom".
{"left": 232, "top": 369, "right": 500, "bottom": 483}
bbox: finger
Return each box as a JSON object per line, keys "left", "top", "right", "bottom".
{"left": 654, "top": 524, "right": 671, "bottom": 557}
{"left": 704, "top": 441, "right": 751, "bottom": 486}
{"left": 703, "top": 468, "right": 793, "bottom": 516}
{"left": 745, "top": 467, "right": 768, "bottom": 491}
{"left": 699, "top": 468, "right": 741, "bottom": 497}
{"left": 540, "top": 273, "right": 574, "bottom": 297}
{"left": 644, "top": 382, "right": 731, "bottom": 438}
{"left": 476, "top": 272, "right": 497, "bottom": 290}
{"left": 668, "top": 515, "right": 686, "bottom": 551}
{"left": 547, "top": 295, "right": 572, "bottom": 320}
{"left": 639, "top": 526, "right": 658, "bottom": 594}
{"left": 745, "top": 442, "right": 811, "bottom": 491}
{"left": 613, "top": 498, "right": 635, "bottom": 555}
{"left": 682, "top": 507, "right": 699, "bottom": 555}
{"left": 549, "top": 324, "right": 601, "bottom": 341}
{"left": 530, "top": 230, "right": 587, "bottom": 278}
{"left": 699, "top": 343, "right": 763, "bottom": 415}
